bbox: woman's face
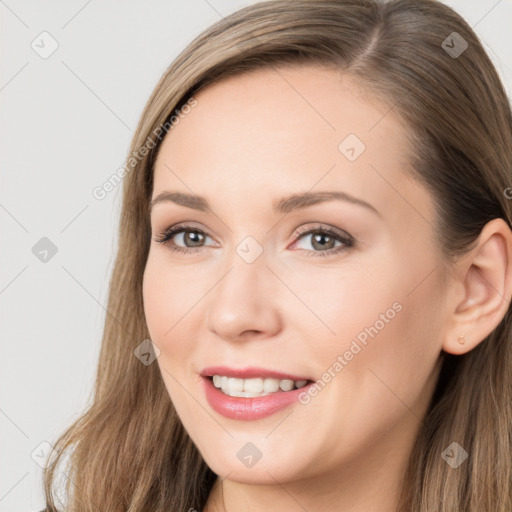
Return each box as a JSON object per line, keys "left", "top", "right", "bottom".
{"left": 143, "top": 64, "right": 449, "bottom": 486}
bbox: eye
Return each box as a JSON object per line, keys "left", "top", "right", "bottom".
{"left": 290, "top": 224, "right": 354, "bottom": 257}
{"left": 153, "top": 223, "right": 215, "bottom": 255}
{"left": 154, "top": 223, "right": 354, "bottom": 257}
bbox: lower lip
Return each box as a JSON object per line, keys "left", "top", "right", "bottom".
{"left": 202, "top": 376, "right": 313, "bottom": 421}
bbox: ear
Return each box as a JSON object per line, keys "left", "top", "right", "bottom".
{"left": 442, "top": 218, "right": 512, "bottom": 355}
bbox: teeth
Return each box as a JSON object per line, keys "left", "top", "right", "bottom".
{"left": 244, "top": 377, "right": 263, "bottom": 393}
{"left": 263, "top": 378, "right": 280, "bottom": 393}
{"left": 279, "top": 379, "right": 294, "bottom": 391}
{"left": 228, "top": 377, "right": 244, "bottom": 392}
{"left": 211, "top": 375, "right": 310, "bottom": 397}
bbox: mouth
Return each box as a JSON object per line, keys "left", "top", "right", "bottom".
{"left": 200, "top": 366, "right": 316, "bottom": 420}
{"left": 204, "top": 375, "right": 314, "bottom": 398}
{"left": 200, "top": 365, "right": 315, "bottom": 398}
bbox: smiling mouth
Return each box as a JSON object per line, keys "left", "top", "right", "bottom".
{"left": 206, "top": 375, "right": 314, "bottom": 398}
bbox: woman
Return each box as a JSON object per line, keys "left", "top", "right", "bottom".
{"left": 41, "top": 0, "right": 512, "bottom": 510}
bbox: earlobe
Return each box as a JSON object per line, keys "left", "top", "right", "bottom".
{"left": 456, "top": 334, "right": 467, "bottom": 345}
{"left": 442, "top": 218, "right": 512, "bottom": 356}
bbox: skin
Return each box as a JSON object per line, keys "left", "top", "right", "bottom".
{"left": 142, "top": 64, "right": 512, "bottom": 511}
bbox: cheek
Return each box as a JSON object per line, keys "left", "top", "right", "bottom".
{"left": 142, "top": 260, "right": 170, "bottom": 342}
{"left": 336, "top": 273, "right": 444, "bottom": 420}
{"left": 292, "top": 250, "right": 443, "bottom": 406}
{"left": 278, "top": 256, "right": 403, "bottom": 366}
{"left": 142, "top": 256, "right": 195, "bottom": 360}
{"left": 142, "top": 259, "right": 199, "bottom": 411}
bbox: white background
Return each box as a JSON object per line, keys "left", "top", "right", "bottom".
{"left": 1, "top": 1, "right": 511, "bottom": 510}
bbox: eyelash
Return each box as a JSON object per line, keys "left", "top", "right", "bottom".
{"left": 154, "top": 223, "right": 354, "bottom": 258}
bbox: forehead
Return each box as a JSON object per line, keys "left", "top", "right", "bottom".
{"left": 152, "top": 64, "right": 433, "bottom": 227}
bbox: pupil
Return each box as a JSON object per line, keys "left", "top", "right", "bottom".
{"left": 313, "top": 233, "right": 334, "bottom": 250}
{"left": 185, "top": 231, "right": 203, "bottom": 247}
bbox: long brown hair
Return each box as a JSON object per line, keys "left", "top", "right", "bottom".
{"left": 42, "top": 1, "right": 512, "bottom": 510}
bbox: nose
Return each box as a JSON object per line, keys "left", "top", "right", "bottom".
{"left": 206, "top": 251, "right": 282, "bottom": 342}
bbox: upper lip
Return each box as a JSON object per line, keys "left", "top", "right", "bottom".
{"left": 200, "top": 365, "right": 313, "bottom": 382}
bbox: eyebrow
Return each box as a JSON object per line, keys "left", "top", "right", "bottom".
{"left": 148, "top": 190, "right": 381, "bottom": 217}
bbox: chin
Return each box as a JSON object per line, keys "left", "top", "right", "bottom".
{"left": 199, "top": 445, "right": 307, "bottom": 485}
